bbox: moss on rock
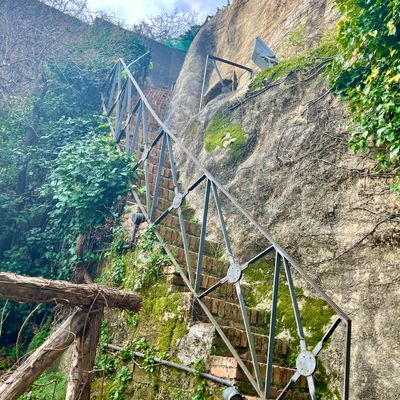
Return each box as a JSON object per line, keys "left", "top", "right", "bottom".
{"left": 248, "top": 40, "right": 337, "bottom": 91}
{"left": 204, "top": 113, "right": 247, "bottom": 156}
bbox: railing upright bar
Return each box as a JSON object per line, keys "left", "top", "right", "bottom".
{"left": 165, "top": 134, "right": 194, "bottom": 284}
{"left": 129, "top": 101, "right": 142, "bottom": 154}
{"left": 283, "top": 258, "right": 306, "bottom": 351}
{"left": 191, "top": 178, "right": 211, "bottom": 321}
{"left": 150, "top": 132, "right": 167, "bottom": 221}
{"left": 194, "top": 179, "right": 211, "bottom": 294}
{"left": 235, "top": 282, "right": 264, "bottom": 392}
{"left": 115, "top": 80, "right": 128, "bottom": 142}
{"left": 265, "top": 252, "right": 281, "bottom": 399}
{"left": 343, "top": 321, "right": 351, "bottom": 400}
{"left": 199, "top": 55, "right": 209, "bottom": 112}
{"left": 125, "top": 79, "right": 132, "bottom": 152}
{"left": 114, "top": 63, "right": 122, "bottom": 139}
{"left": 107, "top": 62, "right": 119, "bottom": 112}
{"left": 142, "top": 106, "right": 151, "bottom": 213}
{"left": 211, "top": 182, "right": 234, "bottom": 262}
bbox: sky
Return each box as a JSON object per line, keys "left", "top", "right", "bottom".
{"left": 87, "top": 0, "right": 229, "bottom": 25}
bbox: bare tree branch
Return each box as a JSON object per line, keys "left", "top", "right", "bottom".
{"left": 133, "top": 8, "right": 199, "bottom": 41}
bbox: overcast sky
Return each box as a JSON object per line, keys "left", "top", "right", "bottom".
{"left": 87, "top": 0, "right": 229, "bottom": 25}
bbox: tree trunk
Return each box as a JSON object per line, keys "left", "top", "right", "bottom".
{"left": 16, "top": 80, "right": 48, "bottom": 196}
{"left": 0, "top": 272, "right": 142, "bottom": 311}
{"left": 0, "top": 310, "right": 87, "bottom": 400}
{"left": 65, "top": 306, "right": 104, "bottom": 400}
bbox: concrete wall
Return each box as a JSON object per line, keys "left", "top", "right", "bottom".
{"left": 143, "top": 37, "right": 186, "bottom": 90}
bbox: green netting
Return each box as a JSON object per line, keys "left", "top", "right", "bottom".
{"left": 164, "top": 39, "right": 191, "bottom": 52}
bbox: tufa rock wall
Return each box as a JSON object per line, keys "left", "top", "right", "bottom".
{"left": 165, "top": 0, "right": 400, "bottom": 398}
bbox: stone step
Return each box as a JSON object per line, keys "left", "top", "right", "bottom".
{"left": 208, "top": 356, "right": 308, "bottom": 398}
{"left": 168, "top": 245, "right": 228, "bottom": 278}
{"left": 137, "top": 173, "right": 175, "bottom": 192}
{"left": 165, "top": 270, "right": 250, "bottom": 302}
{"left": 158, "top": 225, "right": 222, "bottom": 259}
{"left": 200, "top": 296, "right": 267, "bottom": 334}
{"left": 211, "top": 326, "right": 288, "bottom": 365}
{"left": 159, "top": 213, "right": 202, "bottom": 238}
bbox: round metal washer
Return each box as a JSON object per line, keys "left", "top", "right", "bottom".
{"left": 296, "top": 350, "right": 317, "bottom": 377}
{"left": 172, "top": 192, "right": 184, "bottom": 209}
{"left": 226, "top": 263, "right": 242, "bottom": 284}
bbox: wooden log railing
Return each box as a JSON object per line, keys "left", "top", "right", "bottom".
{"left": 0, "top": 272, "right": 141, "bottom": 311}
{"left": 0, "top": 272, "right": 142, "bottom": 400}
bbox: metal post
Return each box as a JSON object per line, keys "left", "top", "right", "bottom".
{"left": 265, "top": 251, "right": 281, "bottom": 398}
{"left": 343, "top": 320, "right": 351, "bottom": 400}
{"left": 199, "top": 55, "right": 209, "bottom": 112}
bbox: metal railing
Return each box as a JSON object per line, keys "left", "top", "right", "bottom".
{"left": 199, "top": 54, "right": 253, "bottom": 111}
{"left": 101, "top": 58, "right": 351, "bottom": 400}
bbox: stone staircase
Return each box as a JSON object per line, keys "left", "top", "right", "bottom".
{"left": 130, "top": 130, "right": 309, "bottom": 399}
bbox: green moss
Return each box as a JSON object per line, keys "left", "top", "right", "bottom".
{"left": 138, "top": 282, "right": 189, "bottom": 353}
{"left": 249, "top": 40, "right": 337, "bottom": 91}
{"left": 204, "top": 113, "right": 246, "bottom": 156}
{"left": 314, "top": 362, "right": 341, "bottom": 400}
{"left": 92, "top": 225, "right": 227, "bottom": 399}
{"left": 243, "top": 260, "right": 335, "bottom": 348}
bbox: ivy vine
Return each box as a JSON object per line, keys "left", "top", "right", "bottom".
{"left": 330, "top": 0, "right": 400, "bottom": 192}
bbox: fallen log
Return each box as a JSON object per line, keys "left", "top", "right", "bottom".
{"left": 0, "top": 272, "right": 141, "bottom": 311}
{"left": 65, "top": 306, "right": 104, "bottom": 400}
{"left": 0, "top": 310, "right": 87, "bottom": 400}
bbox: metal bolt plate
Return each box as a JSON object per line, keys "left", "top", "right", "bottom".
{"left": 172, "top": 193, "right": 184, "bottom": 209}
{"left": 227, "top": 263, "right": 242, "bottom": 284}
{"left": 296, "top": 351, "right": 317, "bottom": 377}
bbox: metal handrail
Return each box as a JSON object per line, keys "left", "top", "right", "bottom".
{"left": 199, "top": 54, "right": 253, "bottom": 111}
{"left": 101, "top": 58, "right": 351, "bottom": 400}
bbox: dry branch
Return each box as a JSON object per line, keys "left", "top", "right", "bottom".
{"left": 0, "top": 272, "right": 142, "bottom": 311}
{"left": 0, "top": 310, "right": 87, "bottom": 400}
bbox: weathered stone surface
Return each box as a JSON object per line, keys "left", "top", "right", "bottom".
{"left": 166, "top": 0, "right": 337, "bottom": 134}
{"left": 166, "top": 2, "right": 400, "bottom": 398}
{"left": 169, "top": 70, "right": 400, "bottom": 398}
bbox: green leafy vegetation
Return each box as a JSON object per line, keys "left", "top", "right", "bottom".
{"left": 19, "top": 371, "right": 67, "bottom": 400}
{"left": 204, "top": 113, "right": 247, "bottom": 156}
{"left": 330, "top": 0, "right": 400, "bottom": 192}
{"left": 0, "top": 19, "right": 147, "bottom": 347}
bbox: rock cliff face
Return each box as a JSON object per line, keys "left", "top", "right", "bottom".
{"left": 166, "top": 0, "right": 336, "bottom": 133}
{"left": 166, "top": 1, "right": 400, "bottom": 399}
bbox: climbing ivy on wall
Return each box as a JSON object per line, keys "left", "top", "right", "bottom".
{"left": 0, "top": 22, "right": 147, "bottom": 345}
{"left": 330, "top": 0, "right": 400, "bottom": 192}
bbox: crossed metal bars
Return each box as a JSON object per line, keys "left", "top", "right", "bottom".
{"left": 101, "top": 58, "right": 351, "bottom": 400}
{"left": 199, "top": 54, "right": 253, "bottom": 111}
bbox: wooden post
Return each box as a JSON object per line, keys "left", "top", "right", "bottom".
{"left": 65, "top": 306, "right": 104, "bottom": 400}
{"left": 0, "top": 310, "right": 87, "bottom": 400}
